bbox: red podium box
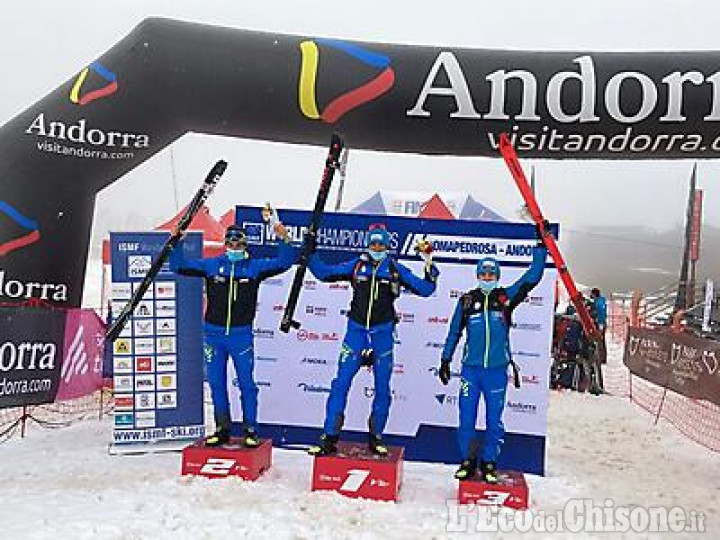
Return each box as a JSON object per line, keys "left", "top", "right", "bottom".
{"left": 311, "top": 441, "right": 404, "bottom": 502}
{"left": 458, "top": 470, "right": 529, "bottom": 510}
{"left": 181, "top": 438, "right": 272, "bottom": 481}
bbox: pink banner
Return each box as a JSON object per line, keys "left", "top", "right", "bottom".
{"left": 56, "top": 309, "right": 105, "bottom": 401}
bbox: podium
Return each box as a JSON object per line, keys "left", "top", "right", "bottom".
{"left": 311, "top": 442, "right": 404, "bottom": 502}
{"left": 458, "top": 470, "right": 529, "bottom": 509}
{"left": 181, "top": 438, "right": 272, "bottom": 481}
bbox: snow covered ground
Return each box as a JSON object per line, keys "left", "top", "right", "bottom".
{"left": 0, "top": 342, "right": 717, "bottom": 539}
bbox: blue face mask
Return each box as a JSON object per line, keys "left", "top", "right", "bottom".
{"left": 369, "top": 250, "right": 387, "bottom": 262}
{"left": 226, "top": 249, "right": 248, "bottom": 262}
{"left": 478, "top": 278, "right": 498, "bottom": 293}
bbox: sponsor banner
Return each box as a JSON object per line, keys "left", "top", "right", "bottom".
{"left": 624, "top": 327, "right": 720, "bottom": 406}
{"left": 229, "top": 207, "right": 555, "bottom": 471}
{"left": 109, "top": 232, "right": 205, "bottom": 447}
{"left": 0, "top": 307, "right": 65, "bottom": 408}
{"left": 56, "top": 308, "right": 104, "bottom": 401}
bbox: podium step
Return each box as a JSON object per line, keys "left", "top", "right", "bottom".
{"left": 458, "top": 470, "right": 529, "bottom": 509}
{"left": 181, "top": 437, "right": 272, "bottom": 481}
{"left": 311, "top": 441, "right": 404, "bottom": 501}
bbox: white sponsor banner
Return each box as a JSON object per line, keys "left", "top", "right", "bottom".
{"left": 228, "top": 259, "right": 554, "bottom": 438}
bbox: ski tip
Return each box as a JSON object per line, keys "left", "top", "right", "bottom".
{"left": 213, "top": 160, "right": 228, "bottom": 177}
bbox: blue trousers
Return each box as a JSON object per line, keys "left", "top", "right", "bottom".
{"left": 323, "top": 320, "right": 395, "bottom": 436}
{"left": 458, "top": 364, "right": 508, "bottom": 462}
{"left": 203, "top": 324, "right": 258, "bottom": 430}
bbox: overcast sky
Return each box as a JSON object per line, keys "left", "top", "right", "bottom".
{"left": 1, "top": 0, "right": 719, "bottom": 252}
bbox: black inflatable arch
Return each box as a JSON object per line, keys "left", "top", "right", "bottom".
{"left": 2, "top": 17, "right": 719, "bottom": 306}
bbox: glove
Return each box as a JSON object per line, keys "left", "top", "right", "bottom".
{"left": 360, "top": 349, "right": 375, "bottom": 367}
{"left": 535, "top": 220, "right": 551, "bottom": 245}
{"left": 438, "top": 361, "right": 451, "bottom": 386}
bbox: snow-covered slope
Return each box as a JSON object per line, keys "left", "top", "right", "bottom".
{"left": 0, "top": 342, "right": 717, "bottom": 539}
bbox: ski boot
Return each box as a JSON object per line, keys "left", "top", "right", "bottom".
{"left": 307, "top": 434, "right": 339, "bottom": 456}
{"left": 204, "top": 427, "right": 230, "bottom": 447}
{"left": 243, "top": 427, "right": 260, "bottom": 448}
{"left": 454, "top": 459, "right": 477, "bottom": 480}
{"left": 369, "top": 434, "right": 389, "bottom": 456}
{"left": 480, "top": 460, "right": 499, "bottom": 484}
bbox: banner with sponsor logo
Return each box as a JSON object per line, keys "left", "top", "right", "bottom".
{"left": 0, "top": 307, "right": 65, "bottom": 409}
{"left": 55, "top": 308, "right": 105, "bottom": 401}
{"left": 230, "top": 206, "right": 556, "bottom": 473}
{"left": 4, "top": 18, "right": 720, "bottom": 312}
{"left": 109, "top": 232, "right": 205, "bottom": 449}
{"left": 624, "top": 327, "right": 720, "bottom": 406}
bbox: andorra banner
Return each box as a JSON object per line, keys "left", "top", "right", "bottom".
{"left": 227, "top": 206, "right": 557, "bottom": 475}
{"left": 2, "top": 18, "right": 720, "bottom": 310}
{"left": 0, "top": 307, "right": 65, "bottom": 409}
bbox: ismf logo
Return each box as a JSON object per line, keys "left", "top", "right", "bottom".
{"left": 299, "top": 39, "right": 395, "bottom": 123}
{"left": 0, "top": 202, "right": 40, "bottom": 256}
{"left": 70, "top": 61, "right": 118, "bottom": 106}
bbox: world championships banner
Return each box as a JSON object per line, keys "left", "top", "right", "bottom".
{"left": 229, "top": 206, "right": 557, "bottom": 474}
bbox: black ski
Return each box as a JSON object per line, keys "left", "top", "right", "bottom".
{"left": 105, "top": 160, "right": 228, "bottom": 342}
{"left": 280, "top": 133, "right": 344, "bottom": 333}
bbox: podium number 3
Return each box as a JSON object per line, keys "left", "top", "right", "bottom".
{"left": 200, "top": 458, "right": 236, "bottom": 476}
{"left": 340, "top": 469, "right": 370, "bottom": 492}
{"left": 479, "top": 490, "right": 510, "bottom": 505}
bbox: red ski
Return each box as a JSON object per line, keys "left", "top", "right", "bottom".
{"left": 497, "top": 133, "right": 600, "bottom": 342}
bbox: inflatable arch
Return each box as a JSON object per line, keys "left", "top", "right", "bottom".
{"left": 1, "top": 17, "right": 719, "bottom": 306}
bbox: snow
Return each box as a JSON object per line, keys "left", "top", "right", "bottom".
{"left": 1, "top": 342, "right": 718, "bottom": 539}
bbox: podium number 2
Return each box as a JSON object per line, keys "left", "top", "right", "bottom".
{"left": 200, "top": 458, "right": 236, "bottom": 476}
{"left": 340, "top": 469, "right": 370, "bottom": 492}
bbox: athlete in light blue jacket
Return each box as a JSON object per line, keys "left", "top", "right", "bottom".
{"left": 439, "top": 233, "right": 547, "bottom": 482}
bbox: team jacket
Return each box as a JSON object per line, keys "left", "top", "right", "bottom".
{"left": 441, "top": 246, "right": 547, "bottom": 368}
{"left": 308, "top": 253, "right": 439, "bottom": 327}
{"left": 169, "top": 241, "right": 295, "bottom": 331}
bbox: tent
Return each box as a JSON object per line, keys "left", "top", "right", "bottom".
{"left": 350, "top": 191, "right": 506, "bottom": 221}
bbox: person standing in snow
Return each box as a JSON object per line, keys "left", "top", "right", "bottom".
{"left": 438, "top": 226, "right": 547, "bottom": 482}
{"left": 169, "top": 205, "right": 295, "bottom": 447}
{"left": 306, "top": 224, "right": 439, "bottom": 456}
{"left": 590, "top": 287, "right": 608, "bottom": 364}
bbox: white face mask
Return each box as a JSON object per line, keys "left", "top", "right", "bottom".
{"left": 369, "top": 250, "right": 387, "bottom": 262}
{"left": 478, "top": 278, "right": 498, "bottom": 293}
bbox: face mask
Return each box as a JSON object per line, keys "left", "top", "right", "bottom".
{"left": 226, "top": 249, "right": 247, "bottom": 262}
{"left": 478, "top": 278, "right": 498, "bottom": 293}
{"left": 369, "top": 250, "right": 387, "bottom": 262}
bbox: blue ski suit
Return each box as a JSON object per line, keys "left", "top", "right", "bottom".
{"left": 441, "top": 246, "right": 547, "bottom": 462}
{"left": 308, "top": 253, "right": 439, "bottom": 436}
{"left": 170, "top": 240, "right": 294, "bottom": 431}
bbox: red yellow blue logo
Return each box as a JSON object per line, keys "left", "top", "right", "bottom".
{"left": 70, "top": 62, "right": 118, "bottom": 106}
{"left": 299, "top": 39, "right": 394, "bottom": 123}
{"left": 0, "top": 202, "right": 40, "bottom": 256}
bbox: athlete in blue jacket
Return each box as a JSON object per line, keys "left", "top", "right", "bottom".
{"left": 439, "top": 232, "right": 547, "bottom": 482}
{"left": 170, "top": 213, "right": 294, "bottom": 447}
{"left": 307, "top": 225, "right": 439, "bottom": 456}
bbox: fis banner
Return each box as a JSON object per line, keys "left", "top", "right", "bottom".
{"left": 229, "top": 206, "right": 556, "bottom": 474}
{"left": 3, "top": 18, "right": 720, "bottom": 311}
{"left": 109, "top": 232, "right": 205, "bottom": 449}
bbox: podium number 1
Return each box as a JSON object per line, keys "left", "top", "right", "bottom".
{"left": 340, "top": 469, "right": 370, "bottom": 492}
